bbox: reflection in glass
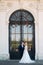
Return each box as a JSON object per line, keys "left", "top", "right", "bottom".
{"left": 28, "top": 34, "right": 33, "bottom": 41}
{"left": 11, "top": 34, "right": 15, "bottom": 41}
{"left": 23, "top": 34, "right": 27, "bottom": 41}
{"left": 10, "top": 25, "right": 15, "bottom": 34}
{"left": 16, "top": 34, "right": 20, "bottom": 41}
{"left": 22, "top": 25, "right": 27, "bottom": 33}
{"left": 28, "top": 25, "right": 33, "bottom": 33}
{"left": 16, "top": 25, "right": 20, "bottom": 33}
{"left": 10, "top": 24, "right": 33, "bottom": 51}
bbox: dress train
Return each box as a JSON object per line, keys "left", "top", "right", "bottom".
{"left": 19, "top": 45, "right": 35, "bottom": 63}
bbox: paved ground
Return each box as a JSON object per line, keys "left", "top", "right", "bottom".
{"left": 0, "top": 60, "right": 43, "bottom": 65}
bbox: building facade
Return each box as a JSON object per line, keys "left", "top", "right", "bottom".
{"left": 0, "top": 0, "right": 43, "bottom": 60}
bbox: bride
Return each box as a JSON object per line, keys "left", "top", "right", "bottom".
{"left": 19, "top": 42, "right": 35, "bottom": 63}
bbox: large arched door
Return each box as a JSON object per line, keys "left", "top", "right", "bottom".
{"left": 9, "top": 9, "right": 35, "bottom": 60}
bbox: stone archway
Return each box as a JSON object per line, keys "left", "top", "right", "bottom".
{"left": 9, "top": 9, "right": 35, "bottom": 60}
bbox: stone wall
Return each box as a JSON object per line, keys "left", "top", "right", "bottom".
{"left": 0, "top": 0, "right": 43, "bottom": 60}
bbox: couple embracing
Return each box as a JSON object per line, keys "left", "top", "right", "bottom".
{"left": 18, "top": 41, "right": 35, "bottom": 63}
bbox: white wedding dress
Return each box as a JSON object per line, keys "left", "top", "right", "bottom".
{"left": 19, "top": 45, "right": 35, "bottom": 63}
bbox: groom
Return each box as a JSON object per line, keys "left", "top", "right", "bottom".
{"left": 18, "top": 41, "right": 25, "bottom": 58}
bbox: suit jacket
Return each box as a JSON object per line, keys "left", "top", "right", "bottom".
{"left": 18, "top": 44, "right": 24, "bottom": 53}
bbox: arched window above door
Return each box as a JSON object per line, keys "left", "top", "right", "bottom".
{"left": 9, "top": 9, "right": 35, "bottom": 24}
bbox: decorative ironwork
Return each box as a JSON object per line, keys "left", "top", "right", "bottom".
{"left": 9, "top": 9, "right": 34, "bottom": 24}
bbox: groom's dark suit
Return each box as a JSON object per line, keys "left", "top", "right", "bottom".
{"left": 18, "top": 44, "right": 24, "bottom": 58}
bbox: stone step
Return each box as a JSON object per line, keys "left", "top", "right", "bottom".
{"left": 0, "top": 60, "right": 43, "bottom": 65}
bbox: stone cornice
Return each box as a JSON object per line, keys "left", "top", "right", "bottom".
{"left": 0, "top": 0, "right": 43, "bottom": 11}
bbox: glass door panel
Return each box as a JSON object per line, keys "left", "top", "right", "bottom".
{"left": 22, "top": 24, "right": 33, "bottom": 52}
{"left": 28, "top": 25, "right": 33, "bottom": 33}
{"left": 10, "top": 24, "right": 21, "bottom": 59}
{"left": 28, "top": 34, "right": 33, "bottom": 41}
{"left": 16, "top": 25, "right": 20, "bottom": 33}
{"left": 23, "top": 34, "right": 27, "bottom": 41}
{"left": 22, "top": 25, "right": 27, "bottom": 33}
